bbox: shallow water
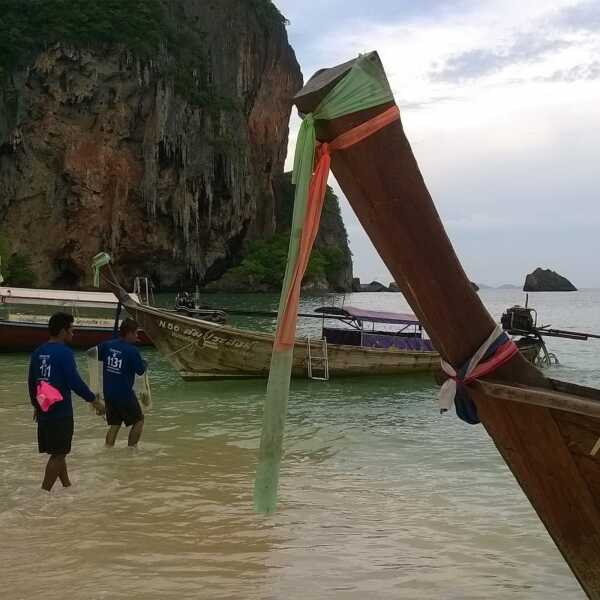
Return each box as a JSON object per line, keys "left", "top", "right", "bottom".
{"left": 1, "top": 290, "right": 597, "bottom": 599}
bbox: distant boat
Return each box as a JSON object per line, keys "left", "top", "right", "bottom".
{"left": 0, "top": 286, "right": 151, "bottom": 352}
{"left": 173, "top": 291, "right": 228, "bottom": 323}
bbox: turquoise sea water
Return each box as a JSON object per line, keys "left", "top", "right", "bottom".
{"left": 1, "top": 289, "right": 598, "bottom": 599}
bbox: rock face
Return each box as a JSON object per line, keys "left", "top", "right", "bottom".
{"left": 273, "top": 173, "right": 352, "bottom": 291}
{"left": 350, "top": 278, "right": 389, "bottom": 292}
{"left": 360, "top": 281, "right": 388, "bottom": 292}
{"left": 524, "top": 268, "right": 577, "bottom": 292}
{"left": 0, "top": 0, "right": 302, "bottom": 288}
{"left": 204, "top": 172, "right": 353, "bottom": 292}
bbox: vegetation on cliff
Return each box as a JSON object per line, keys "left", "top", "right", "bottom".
{"left": 206, "top": 177, "right": 353, "bottom": 292}
{"left": 0, "top": 235, "right": 35, "bottom": 286}
{"left": 274, "top": 173, "right": 353, "bottom": 291}
{"left": 225, "top": 235, "right": 348, "bottom": 291}
{"left": 0, "top": 0, "right": 284, "bottom": 109}
{"left": 1, "top": 0, "right": 163, "bottom": 81}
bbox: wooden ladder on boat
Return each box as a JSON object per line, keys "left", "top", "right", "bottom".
{"left": 307, "top": 336, "right": 329, "bottom": 381}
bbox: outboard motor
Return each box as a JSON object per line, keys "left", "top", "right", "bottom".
{"left": 501, "top": 305, "right": 536, "bottom": 335}
{"left": 502, "top": 299, "right": 600, "bottom": 367}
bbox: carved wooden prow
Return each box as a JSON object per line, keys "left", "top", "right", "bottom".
{"left": 295, "top": 52, "right": 600, "bottom": 598}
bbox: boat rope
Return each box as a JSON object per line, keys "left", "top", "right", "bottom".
{"left": 439, "top": 324, "right": 519, "bottom": 424}
{"left": 161, "top": 338, "right": 200, "bottom": 360}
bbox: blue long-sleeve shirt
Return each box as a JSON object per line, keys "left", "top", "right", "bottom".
{"left": 98, "top": 338, "right": 146, "bottom": 403}
{"left": 28, "top": 342, "right": 96, "bottom": 421}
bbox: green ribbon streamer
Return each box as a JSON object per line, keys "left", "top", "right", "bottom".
{"left": 254, "top": 53, "right": 395, "bottom": 513}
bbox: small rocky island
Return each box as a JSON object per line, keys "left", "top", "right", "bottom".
{"left": 352, "top": 279, "right": 395, "bottom": 292}
{"left": 523, "top": 268, "right": 577, "bottom": 292}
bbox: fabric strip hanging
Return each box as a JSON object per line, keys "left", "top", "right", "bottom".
{"left": 254, "top": 55, "right": 400, "bottom": 513}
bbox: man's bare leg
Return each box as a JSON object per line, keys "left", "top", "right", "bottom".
{"left": 42, "top": 454, "right": 66, "bottom": 491}
{"left": 58, "top": 456, "right": 71, "bottom": 487}
{"left": 105, "top": 425, "right": 120, "bottom": 447}
{"left": 128, "top": 420, "right": 144, "bottom": 447}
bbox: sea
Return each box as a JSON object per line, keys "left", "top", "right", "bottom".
{"left": 1, "top": 289, "right": 598, "bottom": 599}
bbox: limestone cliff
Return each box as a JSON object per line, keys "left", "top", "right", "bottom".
{"left": 0, "top": 0, "right": 302, "bottom": 288}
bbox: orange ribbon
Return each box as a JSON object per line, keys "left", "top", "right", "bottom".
{"left": 274, "top": 105, "right": 401, "bottom": 350}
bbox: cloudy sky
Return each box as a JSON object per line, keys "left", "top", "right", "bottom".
{"left": 274, "top": 0, "right": 600, "bottom": 287}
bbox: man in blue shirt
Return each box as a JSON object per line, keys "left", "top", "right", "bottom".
{"left": 98, "top": 318, "right": 147, "bottom": 448}
{"left": 28, "top": 312, "right": 105, "bottom": 491}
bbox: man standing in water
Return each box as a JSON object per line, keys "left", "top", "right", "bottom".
{"left": 28, "top": 312, "right": 105, "bottom": 491}
{"left": 98, "top": 318, "right": 147, "bottom": 448}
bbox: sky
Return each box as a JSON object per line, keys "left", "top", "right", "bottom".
{"left": 273, "top": 0, "right": 600, "bottom": 287}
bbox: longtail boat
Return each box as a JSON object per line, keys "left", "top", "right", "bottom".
{"left": 0, "top": 283, "right": 228, "bottom": 352}
{"left": 0, "top": 286, "right": 152, "bottom": 351}
{"left": 281, "top": 51, "right": 600, "bottom": 598}
{"left": 97, "top": 279, "right": 443, "bottom": 379}
{"left": 100, "top": 274, "right": 542, "bottom": 380}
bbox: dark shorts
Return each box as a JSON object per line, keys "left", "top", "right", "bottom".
{"left": 106, "top": 399, "right": 144, "bottom": 427}
{"left": 38, "top": 417, "right": 74, "bottom": 455}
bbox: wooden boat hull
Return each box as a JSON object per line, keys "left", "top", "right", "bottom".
{"left": 121, "top": 301, "right": 440, "bottom": 379}
{"left": 0, "top": 319, "right": 152, "bottom": 352}
{"left": 294, "top": 53, "right": 600, "bottom": 597}
{"left": 471, "top": 379, "right": 600, "bottom": 596}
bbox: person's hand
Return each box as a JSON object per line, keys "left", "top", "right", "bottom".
{"left": 92, "top": 396, "right": 106, "bottom": 416}
{"left": 32, "top": 407, "right": 39, "bottom": 422}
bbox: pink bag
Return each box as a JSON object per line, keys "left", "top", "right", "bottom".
{"left": 36, "top": 381, "right": 63, "bottom": 413}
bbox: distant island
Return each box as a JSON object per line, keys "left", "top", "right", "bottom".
{"left": 348, "top": 279, "right": 529, "bottom": 293}
{"left": 473, "top": 283, "right": 519, "bottom": 290}
{"left": 352, "top": 279, "right": 389, "bottom": 292}
{"left": 524, "top": 268, "right": 577, "bottom": 292}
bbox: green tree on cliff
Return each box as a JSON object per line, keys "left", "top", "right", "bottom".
{"left": 227, "top": 235, "right": 335, "bottom": 290}
{"left": 0, "top": 0, "right": 286, "bottom": 85}
{"left": 0, "top": 235, "right": 36, "bottom": 286}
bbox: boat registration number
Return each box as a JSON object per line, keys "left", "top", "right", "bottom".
{"left": 158, "top": 320, "right": 252, "bottom": 351}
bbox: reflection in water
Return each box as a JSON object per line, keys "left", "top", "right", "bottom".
{"left": 2, "top": 290, "right": 597, "bottom": 599}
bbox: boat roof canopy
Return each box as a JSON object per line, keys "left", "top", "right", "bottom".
{"left": 314, "top": 305, "right": 421, "bottom": 325}
{"left": 0, "top": 286, "right": 139, "bottom": 309}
